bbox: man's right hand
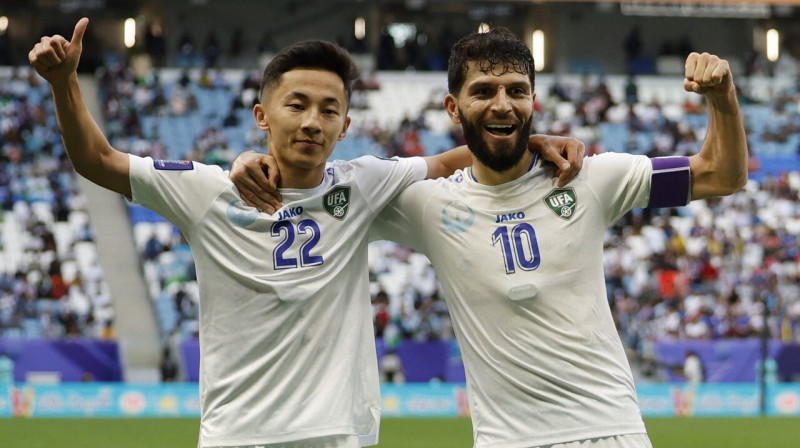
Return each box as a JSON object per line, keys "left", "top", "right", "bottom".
{"left": 530, "top": 135, "right": 585, "bottom": 187}
{"left": 230, "top": 151, "right": 283, "bottom": 214}
{"left": 29, "top": 17, "right": 88, "bottom": 86}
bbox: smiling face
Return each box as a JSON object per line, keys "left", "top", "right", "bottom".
{"left": 254, "top": 68, "right": 350, "bottom": 186}
{"left": 445, "top": 61, "right": 535, "bottom": 173}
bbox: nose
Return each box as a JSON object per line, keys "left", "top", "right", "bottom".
{"left": 301, "top": 109, "right": 322, "bottom": 135}
{"left": 490, "top": 88, "right": 512, "bottom": 114}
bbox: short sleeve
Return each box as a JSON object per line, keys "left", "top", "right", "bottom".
{"left": 583, "top": 152, "right": 652, "bottom": 225}
{"left": 344, "top": 155, "right": 427, "bottom": 216}
{"left": 128, "top": 155, "right": 230, "bottom": 231}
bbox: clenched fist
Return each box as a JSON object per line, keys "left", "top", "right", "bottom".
{"left": 684, "top": 52, "right": 733, "bottom": 99}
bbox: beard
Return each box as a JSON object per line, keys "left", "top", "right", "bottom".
{"left": 459, "top": 108, "right": 532, "bottom": 172}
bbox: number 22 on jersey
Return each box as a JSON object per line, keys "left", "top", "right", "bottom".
{"left": 271, "top": 219, "right": 324, "bottom": 269}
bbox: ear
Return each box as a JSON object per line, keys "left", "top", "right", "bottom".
{"left": 338, "top": 116, "right": 351, "bottom": 141}
{"left": 444, "top": 94, "right": 461, "bottom": 124}
{"left": 531, "top": 92, "right": 537, "bottom": 108}
{"left": 253, "top": 103, "right": 269, "bottom": 132}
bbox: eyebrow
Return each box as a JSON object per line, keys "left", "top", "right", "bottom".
{"left": 286, "top": 91, "right": 342, "bottom": 107}
{"left": 467, "top": 81, "right": 531, "bottom": 91}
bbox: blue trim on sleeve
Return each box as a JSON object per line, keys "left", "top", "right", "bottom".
{"left": 154, "top": 160, "right": 194, "bottom": 171}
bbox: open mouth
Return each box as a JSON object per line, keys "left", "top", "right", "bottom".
{"left": 484, "top": 124, "right": 516, "bottom": 136}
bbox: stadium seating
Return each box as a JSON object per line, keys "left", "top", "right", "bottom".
{"left": 0, "top": 67, "right": 115, "bottom": 341}
{"left": 91, "top": 64, "right": 800, "bottom": 383}
{"left": 1, "top": 60, "right": 796, "bottom": 382}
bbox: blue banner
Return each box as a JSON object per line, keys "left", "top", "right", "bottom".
{"left": 1, "top": 383, "right": 799, "bottom": 418}
{"left": 767, "top": 384, "right": 800, "bottom": 416}
{"left": 0, "top": 383, "right": 200, "bottom": 417}
{"left": 637, "top": 384, "right": 761, "bottom": 417}
{"left": 381, "top": 383, "right": 470, "bottom": 417}
{"left": 654, "top": 339, "right": 788, "bottom": 383}
{"left": 0, "top": 339, "right": 122, "bottom": 382}
{"left": 5, "top": 338, "right": 798, "bottom": 386}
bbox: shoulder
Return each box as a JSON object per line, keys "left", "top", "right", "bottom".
{"left": 582, "top": 152, "right": 649, "bottom": 175}
{"left": 131, "top": 155, "right": 226, "bottom": 176}
{"left": 584, "top": 151, "right": 643, "bottom": 165}
{"left": 335, "top": 155, "right": 422, "bottom": 171}
{"left": 130, "top": 155, "right": 229, "bottom": 190}
{"left": 329, "top": 155, "right": 426, "bottom": 184}
{"left": 400, "top": 168, "right": 465, "bottom": 197}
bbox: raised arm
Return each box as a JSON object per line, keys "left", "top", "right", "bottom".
{"left": 28, "top": 18, "right": 131, "bottom": 197}
{"left": 684, "top": 52, "right": 748, "bottom": 200}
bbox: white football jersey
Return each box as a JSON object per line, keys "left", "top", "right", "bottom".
{"left": 129, "top": 154, "right": 427, "bottom": 447}
{"left": 372, "top": 153, "right": 690, "bottom": 448}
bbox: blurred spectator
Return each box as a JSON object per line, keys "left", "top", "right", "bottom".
{"left": 229, "top": 27, "right": 244, "bottom": 59}
{"left": 0, "top": 351, "right": 13, "bottom": 383}
{"left": 373, "top": 290, "right": 390, "bottom": 338}
{"left": 160, "top": 346, "right": 179, "bottom": 382}
{"left": 683, "top": 351, "right": 705, "bottom": 384}
{"left": 177, "top": 32, "right": 196, "bottom": 67}
{"left": 144, "top": 23, "right": 167, "bottom": 66}
{"left": 625, "top": 75, "right": 639, "bottom": 105}
{"left": 377, "top": 29, "right": 397, "bottom": 70}
{"left": 379, "top": 349, "right": 405, "bottom": 384}
{"left": 99, "top": 319, "right": 116, "bottom": 340}
{"left": 623, "top": 25, "right": 642, "bottom": 67}
{"left": 202, "top": 32, "right": 221, "bottom": 68}
{"left": 0, "top": 29, "right": 12, "bottom": 65}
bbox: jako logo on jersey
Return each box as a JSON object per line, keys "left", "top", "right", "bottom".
{"left": 544, "top": 188, "right": 577, "bottom": 221}
{"left": 277, "top": 206, "right": 304, "bottom": 220}
{"left": 441, "top": 200, "right": 475, "bottom": 233}
{"left": 495, "top": 211, "right": 526, "bottom": 223}
{"left": 323, "top": 186, "right": 350, "bottom": 220}
{"left": 226, "top": 199, "right": 259, "bottom": 227}
{"left": 154, "top": 160, "right": 193, "bottom": 170}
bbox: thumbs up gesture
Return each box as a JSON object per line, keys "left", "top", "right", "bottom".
{"left": 28, "top": 18, "right": 89, "bottom": 86}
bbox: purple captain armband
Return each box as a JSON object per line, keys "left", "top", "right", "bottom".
{"left": 648, "top": 156, "right": 691, "bottom": 208}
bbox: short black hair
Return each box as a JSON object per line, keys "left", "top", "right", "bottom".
{"left": 447, "top": 27, "right": 535, "bottom": 95}
{"left": 260, "top": 40, "right": 360, "bottom": 107}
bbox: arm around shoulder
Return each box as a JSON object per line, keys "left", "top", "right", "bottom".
{"left": 423, "top": 146, "right": 472, "bottom": 179}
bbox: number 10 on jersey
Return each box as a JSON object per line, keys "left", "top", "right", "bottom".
{"left": 492, "top": 223, "right": 541, "bottom": 274}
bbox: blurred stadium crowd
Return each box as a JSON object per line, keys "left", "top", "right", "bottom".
{"left": 0, "top": 68, "right": 116, "bottom": 341}
{"left": 0, "top": 50, "right": 799, "bottom": 381}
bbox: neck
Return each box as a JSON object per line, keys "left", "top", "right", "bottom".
{"left": 275, "top": 161, "right": 326, "bottom": 189}
{"left": 470, "top": 151, "right": 534, "bottom": 186}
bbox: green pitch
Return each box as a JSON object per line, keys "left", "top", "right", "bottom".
{"left": 0, "top": 417, "right": 798, "bottom": 447}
